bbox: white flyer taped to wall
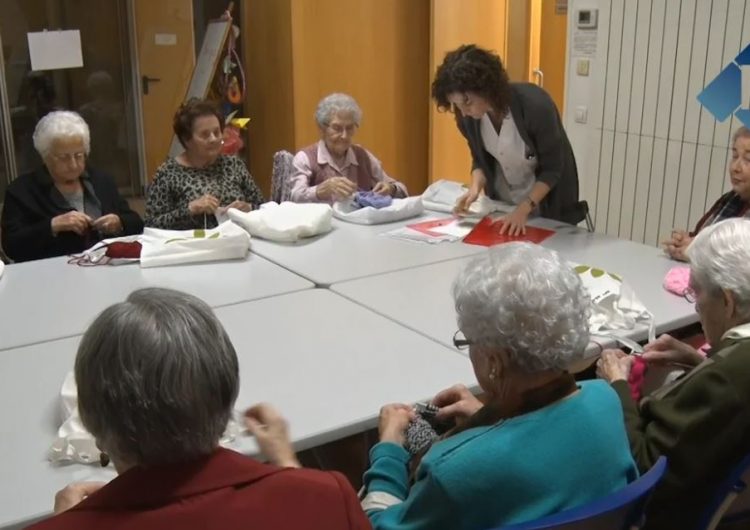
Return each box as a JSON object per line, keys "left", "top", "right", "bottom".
{"left": 27, "top": 30, "right": 83, "bottom": 71}
{"left": 572, "top": 28, "right": 597, "bottom": 58}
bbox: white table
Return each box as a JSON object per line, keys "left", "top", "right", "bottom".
{"left": 0, "top": 255, "right": 313, "bottom": 351}
{"left": 332, "top": 226, "right": 698, "bottom": 352}
{"left": 0, "top": 289, "right": 476, "bottom": 530}
{"left": 249, "top": 215, "right": 490, "bottom": 286}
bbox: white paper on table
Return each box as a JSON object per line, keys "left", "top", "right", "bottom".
{"left": 380, "top": 226, "right": 458, "bottom": 244}
{"left": 27, "top": 30, "right": 83, "bottom": 71}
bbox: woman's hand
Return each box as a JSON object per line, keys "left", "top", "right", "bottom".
{"left": 51, "top": 211, "right": 92, "bottom": 236}
{"left": 224, "top": 200, "right": 252, "bottom": 212}
{"left": 642, "top": 334, "right": 703, "bottom": 368}
{"left": 498, "top": 202, "right": 533, "bottom": 236}
{"left": 661, "top": 230, "right": 692, "bottom": 261}
{"left": 53, "top": 482, "right": 106, "bottom": 513}
{"left": 378, "top": 403, "right": 416, "bottom": 445}
{"left": 188, "top": 194, "right": 220, "bottom": 215}
{"left": 92, "top": 214, "right": 123, "bottom": 235}
{"left": 316, "top": 177, "right": 356, "bottom": 201}
{"left": 244, "top": 403, "right": 301, "bottom": 468}
{"left": 453, "top": 186, "right": 481, "bottom": 216}
{"left": 431, "top": 384, "right": 483, "bottom": 423}
{"left": 596, "top": 349, "right": 635, "bottom": 383}
{"left": 372, "top": 181, "right": 397, "bottom": 196}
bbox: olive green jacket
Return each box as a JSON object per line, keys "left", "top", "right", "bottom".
{"left": 611, "top": 324, "right": 750, "bottom": 529}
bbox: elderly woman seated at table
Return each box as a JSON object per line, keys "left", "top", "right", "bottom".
{"left": 290, "top": 93, "right": 408, "bottom": 203}
{"left": 598, "top": 218, "right": 750, "bottom": 529}
{"left": 342, "top": 243, "right": 636, "bottom": 530}
{"left": 145, "top": 98, "right": 264, "bottom": 229}
{"left": 663, "top": 126, "right": 750, "bottom": 261}
{"left": 1, "top": 111, "right": 142, "bottom": 262}
{"left": 29, "top": 288, "right": 369, "bottom": 530}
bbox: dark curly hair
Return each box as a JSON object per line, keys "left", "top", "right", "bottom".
{"left": 431, "top": 44, "right": 512, "bottom": 115}
{"left": 173, "top": 98, "right": 224, "bottom": 148}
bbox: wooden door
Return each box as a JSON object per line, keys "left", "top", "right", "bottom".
{"left": 134, "top": 0, "right": 195, "bottom": 180}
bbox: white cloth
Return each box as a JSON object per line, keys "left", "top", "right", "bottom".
{"left": 420, "top": 179, "right": 514, "bottom": 216}
{"left": 573, "top": 263, "right": 655, "bottom": 339}
{"left": 480, "top": 113, "right": 537, "bottom": 205}
{"left": 48, "top": 372, "right": 246, "bottom": 465}
{"left": 139, "top": 221, "right": 250, "bottom": 268}
{"left": 77, "top": 235, "right": 142, "bottom": 266}
{"left": 0, "top": 260, "right": 4, "bottom": 280}
{"left": 333, "top": 196, "right": 424, "bottom": 225}
{"left": 228, "top": 201, "right": 332, "bottom": 242}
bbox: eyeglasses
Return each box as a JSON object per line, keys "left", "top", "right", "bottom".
{"left": 453, "top": 330, "right": 472, "bottom": 351}
{"left": 326, "top": 123, "right": 358, "bottom": 136}
{"left": 683, "top": 286, "right": 697, "bottom": 304}
{"left": 50, "top": 152, "right": 86, "bottom": 163}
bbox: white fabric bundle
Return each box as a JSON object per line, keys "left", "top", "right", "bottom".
{"left": 574, "top": 264, "right": 655, "bottom": 338}
{"left": 228, "top": 202, "right": 332, "bottom": 242}
{"left": 139, "top": 221, "right": 250, "bottom": 268}
{"left": 333, "top": 196, "right": 424, "bottom": 225}
{"left": 421, "top": 179, "right": 514, "bottom": 216}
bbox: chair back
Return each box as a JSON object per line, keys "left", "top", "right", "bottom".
{"left": 697, "top": 452, "right": 750, "bottom": 530}
{"left": 493, "top": 457, "right": 668, "bottom": 530}
{"left": 270, "top": 150, "right": 295, "bottom": 203}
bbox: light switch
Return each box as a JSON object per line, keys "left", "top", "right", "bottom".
{"left": 575, "top": 106, "right": 588, "bottom": 124}
{"left": 576, "top": 59, "right": 590, "bottom": 76}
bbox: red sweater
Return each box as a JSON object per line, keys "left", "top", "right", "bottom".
{"left": 27, "top": 448, "right": 371, "bottom": 530}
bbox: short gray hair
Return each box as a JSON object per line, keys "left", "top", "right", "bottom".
{"left": 75, "top": 288, "right": 239, "bottom": 466}
{"left": 314, "top": 93, "right": 362, "bottom": 128}
{"left": 453, "top": 243, "right": 591, "bottom": 373}
{"left": 686, "top": 218, "right": 750, "bottom": 319}
{"left": 32, "top": 110, "right": 90, "bottom": 158}
{"left": 733, "top": 126, "right": 750, "bottom": 144}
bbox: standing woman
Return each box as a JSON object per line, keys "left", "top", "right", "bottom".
{"left": 431, "top": 44, "right": 581, "bottom": 234}
{"left": 145, "top": 98, "right": 264, "bottom": 230}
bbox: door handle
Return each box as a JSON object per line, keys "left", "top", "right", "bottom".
{"left": 141, "top": 75, "right": 161, "bottom": 95}
{"left": 532, "top": 68, "right": 544, "bottom": 88}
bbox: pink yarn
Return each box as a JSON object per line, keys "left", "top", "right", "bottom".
{"left": 663, "top": 266, "right": 691, "bottom": 296}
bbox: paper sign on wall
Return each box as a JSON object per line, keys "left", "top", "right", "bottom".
{"left": 27, "top": 30, "right": 83, "bottom": 71}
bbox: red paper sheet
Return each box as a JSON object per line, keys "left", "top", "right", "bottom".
{"left": 463, "top": 216, "right": 555, "bottom": 247}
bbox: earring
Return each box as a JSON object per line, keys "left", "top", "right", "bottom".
{"left": 489, "top": 369, "right": 497, "bottom": 381}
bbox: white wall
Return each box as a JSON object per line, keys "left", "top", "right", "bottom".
{"left": 564, "top": 0, "right": 750, "bottom": 245}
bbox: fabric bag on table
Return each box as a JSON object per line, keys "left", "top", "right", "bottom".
{"left": 68, "top": 235, "right": 142, "bottom": 266}
{"left": 573, "top": 264, "right": 655, "bottom": 339}
{"left": 333, "top": 196, "right": 424, "bottom": 225}
{"left": 139, "top": 220, "right": 250, "bottom": 268}
{"left": 228, "top": 201, "right": 332, "bottom": 242}
{"left": 48, "top": 372, "right": 245, "bottom": 465}
{"left": 421, "top": 179, "right": 514, "bottom": 216}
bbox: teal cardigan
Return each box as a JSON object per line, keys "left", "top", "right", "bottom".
{"left": 363, "top": 380, "right": 639, "bottom": 530}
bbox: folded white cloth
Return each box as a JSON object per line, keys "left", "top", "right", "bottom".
{"left": 140, "top": 221, "right": 250, "bottom": 268}
{"left": 228, "top": 202, "right": 332, "bottom": 242}
{"left": 421, "top": 179, "right": 514, "bottom": 216}
{"left": 333, "top": 196, "right": 424, "bottom": 225}
{"left": 573, "top": 263, "right": 654, "bottom": 339}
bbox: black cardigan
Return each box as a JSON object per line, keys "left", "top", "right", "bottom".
{"left": 456, "top": 82, "right": 582, "bottom": 224}
{"left": 1, "top": 166, "right": 143, "bottom": 262}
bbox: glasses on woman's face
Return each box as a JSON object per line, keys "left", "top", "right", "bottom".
{"left": 50, "top": 152, "right": 86, "bottom": 164}
{"left": 683, "top": 286, "right": 697, "bottom": 304}
{"left": 326, "top": 123, "right": 357, "bottom": 137}
{"left": 453, "top": 330, "right": 472, "bottom": 351}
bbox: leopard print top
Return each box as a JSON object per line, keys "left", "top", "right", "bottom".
{"left": 145, "top": 155, "right": 264, "bottom": 229}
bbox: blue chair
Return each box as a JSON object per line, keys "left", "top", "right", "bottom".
{"left": 491, "top": 456, "right": 667, "bottom": 530}
{"left": 696, "top": 452, "right": 750, "bottom": 530}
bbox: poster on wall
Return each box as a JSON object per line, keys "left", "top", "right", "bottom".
{"left": 27, "top": 30, "right": 83, "bottom": 71}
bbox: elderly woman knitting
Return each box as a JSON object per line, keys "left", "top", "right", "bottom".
{"left": 598, "top": 218, "right": 750, "bottom": 529}
{"left": 32, "top": 288, "right": 369, "bottom": 530}
{"left": 290, "top": 93, "right": 408, "bottom": 203}
{"left": 1, "top": 111, "right": 143, "bottom": 262}
{"left": 246, "top": 243, "right": 638, "bottom": 530}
